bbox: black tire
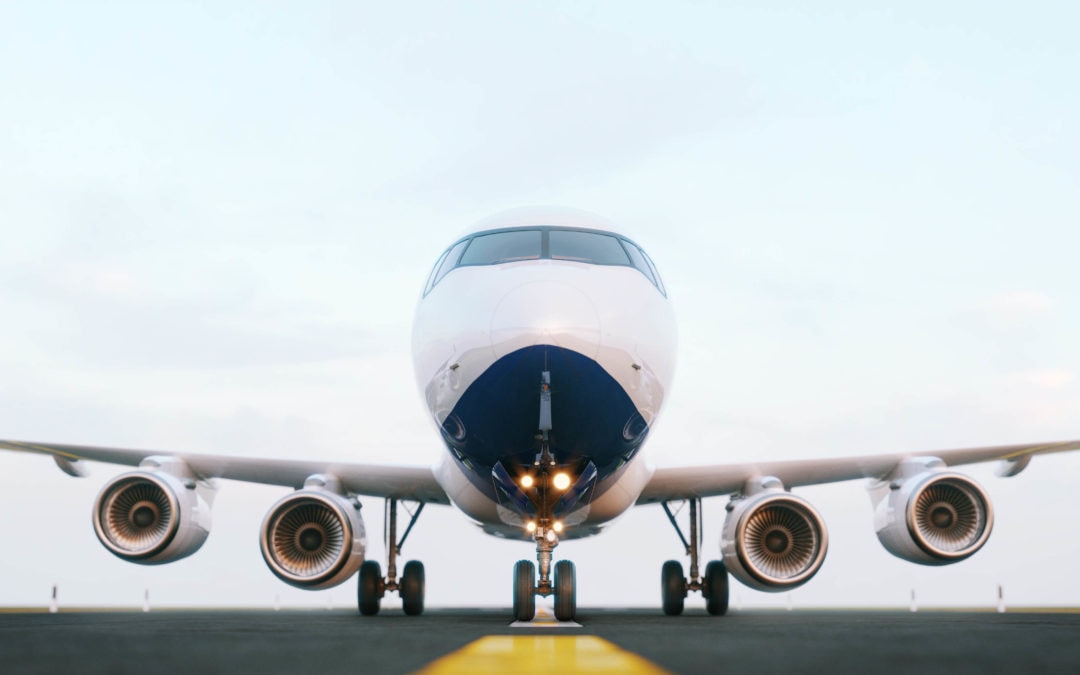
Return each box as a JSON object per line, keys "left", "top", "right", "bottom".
{"left": 704, "top": 560, "right": 729, "bottom": 616}
{"left": 554, "top": 560, "right": 576, "bottom": 622}
{"left": 401, "top": 560, "right": 425, "bottom": 616}
{"left": 358, "top": 560, "right": 382, "bottom": 616}
{"left": 513, "top": 560, "right": 536, "bottom": 622}
{"left": 661, "top": 559, "right": 685, "bottom": 616}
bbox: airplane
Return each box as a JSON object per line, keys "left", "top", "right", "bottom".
{"left": 2, "top": 206, "right": 1078, "bottom": 622}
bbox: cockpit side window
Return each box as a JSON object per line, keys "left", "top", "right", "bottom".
{"left": 639, "top": 246, "right": 667, "bottom": 296}
{"left": 549, "top": 230, "right": 630, "bottom": 265}
{"left": 458, "top": 230, "right": 542, "bottom": 266}
{"left": 433, "top": 240, "right": 468, "bottom": 286}
{"left": 621, "top": 241, "right": 657, "bottom": 287}
{"left": 423, "top": 249, "right": 450, "bottom": 294}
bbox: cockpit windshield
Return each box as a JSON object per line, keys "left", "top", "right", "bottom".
{"left": 458, "top": 230, "right": 542, "bottom": 266}
{"left": 549, "top": 230, "right": 630, "bottom": 265}
{"left": 424, "top": 227, "right": 666, "bottom": 296}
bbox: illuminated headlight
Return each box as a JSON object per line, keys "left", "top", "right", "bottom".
{"left": 521, "top": 474, "right": 534, "bottom": 489}
{"left": 553, "top": 472, "right": 571, "bottom": 491}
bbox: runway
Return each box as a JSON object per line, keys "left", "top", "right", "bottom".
{"left": 1, "top": 607, "right": 1078, "bottom": 674}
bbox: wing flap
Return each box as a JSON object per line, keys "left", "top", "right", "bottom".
{"left": 637, "top": 439, "right": 1080, "bottom": 504}
{"left": 0, "top": 440, "right": 450, "bottom": 504}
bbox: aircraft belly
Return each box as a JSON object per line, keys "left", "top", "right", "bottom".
{"left": 429, "top": 345, "right": 659, "bottom": 530}
{"left": 434, "top": 450, "right": 652, "bottom": 539}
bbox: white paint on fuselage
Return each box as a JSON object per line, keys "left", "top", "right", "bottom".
{"left": 411, "top": 209, "right": 677, "bottom": 539}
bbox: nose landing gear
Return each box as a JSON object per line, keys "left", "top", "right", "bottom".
{"left": 511, "top": 516, "right": 578, "bottom": 622}
{"left": 510, "top": 369, "right": 578, "bottom": 622}
{"left": 511, "top": 461, "right": 579, "bottom": 622}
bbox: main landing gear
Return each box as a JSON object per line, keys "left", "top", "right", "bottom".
{"left": 358, "top": 498, "right": 426, "bottom": 616}
{"left": 661, "top": 497, "right": 729, "bottom": 616}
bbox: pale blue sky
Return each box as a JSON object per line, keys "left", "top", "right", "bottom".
{"left": 1, "top": 2, "right": 1078, "bottom": 609}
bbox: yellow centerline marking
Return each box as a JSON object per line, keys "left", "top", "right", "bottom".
{"left": 510, "top": 603, "right": 582, "bottom": 628}
{"left": 416, "top": 636, "right": 669, "bottom": 675}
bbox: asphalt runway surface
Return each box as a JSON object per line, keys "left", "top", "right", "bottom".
{"left": 1, "top": 607, "right": 1078, "bottom": 674}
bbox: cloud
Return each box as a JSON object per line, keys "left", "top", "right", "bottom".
{"left": 0, "top": 262, "right": 396, "bottom": 369}
{"left": 48, "top": 265, "right": 144, "bottom": 300}
{"left": 1017, "top": 369, "right": 1075, "bottom": 390}
{"left": 975, "top": 291, "right": 1058, "bottom": 331}
{"left": 983, "top": 291, "right": 1056, "bottom": 319}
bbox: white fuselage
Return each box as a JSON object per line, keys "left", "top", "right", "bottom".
{"left": 411, "top": 209, "right": 676, "bottom": 539}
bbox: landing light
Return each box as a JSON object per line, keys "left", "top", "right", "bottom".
{"left": 546, "top": 529, "right": 557, "bottom": 543}
{"left": 553, "top": 521, "right": 564, "bottom": 533}
{"left": 553, "top": 472, "right": 571, "bottom": 491}
{"left": 520, "top": 474, "right": 534, "bottom": 489}
{"left": 526, "top": 521, "right": 536, "bottom": 533}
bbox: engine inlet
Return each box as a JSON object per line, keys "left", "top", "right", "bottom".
{"left": 725, "top": 492, "right": 829, "bottom": 590}
{"left": 268, "top": 499, "right": 346, "bottom": 578}
{"left": 909, "top": 477, "right": 992, "bottom": 559}
{"left": 743, "top": 504, "right": 818, "bottom": 579}
{"left": 260, "top": 490, "right": 364, "bottom": 589}
{"left": 94, "top": 475, "right": 178, "bottom": 559}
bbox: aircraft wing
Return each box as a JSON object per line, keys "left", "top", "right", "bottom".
{"left": 636, "top": 439, "right": 1080, "bottom": 503}
{"left": 0, "top": 439, "right": 450, "bottom": 504}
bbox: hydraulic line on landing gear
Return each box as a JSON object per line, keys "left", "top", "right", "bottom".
{"left": 509, "top": 367, "right": 581, "bottom": 622}
{"left": 662, "top": 498, "right": 703, "bottom": 593}
{"left": 660, "top": 497, "right": 730, "bottom": 616}
{"left": 532, "top": 370, "right": 559, "bottom": 597}
{"left": 383, "top": 498, "right": 425, "bottom": 596}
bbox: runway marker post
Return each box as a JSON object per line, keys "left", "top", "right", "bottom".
{"left": 49, "top": 585, "right": 58, "bottom": 614}
{"left": 143, "top": 589, "right": 150, "bottom": 613}
{"left": 997, "top": 584, "right": 1005, "bottom": 613}
{"left": 910, "top": 589, "right": 917, "bottom": 613}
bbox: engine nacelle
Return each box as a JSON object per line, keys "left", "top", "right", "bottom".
{"left": 873, "top": 468, "right": 993, "bottom": 565}
{"left": 721, "top": 483, "right": 829, "bottom": 592}
{"left": 93, "top": 465, "right": 213, "bottom": 565}
{"left": 260, "top": 479, "right": 366, "bottom": 590}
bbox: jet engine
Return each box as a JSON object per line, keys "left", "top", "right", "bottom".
{"left": 260, "top": 479, "right": 366, "bottom": 590}
{"left": 721, "top": 483, "right": 829, "bottom": 591}
{"left": 873, "top": 467, "right": 993, "bottom": 565}
{"left": 93, "top": 467, "right": 213, "bottom": 564}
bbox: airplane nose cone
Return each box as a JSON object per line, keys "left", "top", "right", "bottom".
{"left": 490, "top": 281, "right": 601, "bottom": 360}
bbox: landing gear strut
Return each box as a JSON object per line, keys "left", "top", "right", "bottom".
{"left": 512, "top": 509, "right": 578, "bottom": 622}
{"left": 512, "top": 448, "right": 578, "bottom": 621}
{"left": 357, "top": 497, "right": 426, "bottom": 616}
{"left": 661, "top": 497, "right": 728, "bottom": 616}
{"left": 511, "top": 369, "right": 577, "bottom": 622}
